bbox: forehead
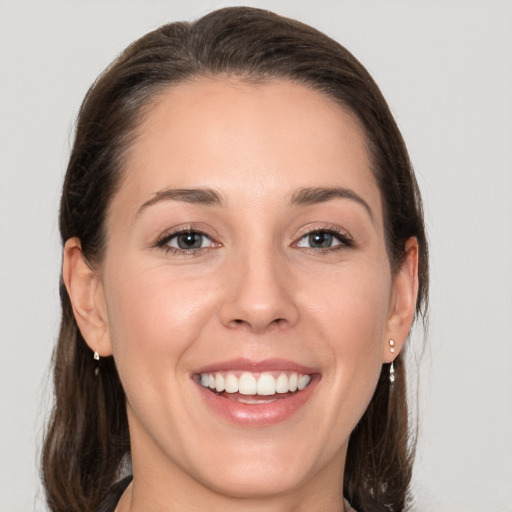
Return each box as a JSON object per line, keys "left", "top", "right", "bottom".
{"left": 113, "top": 77, "right": 382, "bottom": 222}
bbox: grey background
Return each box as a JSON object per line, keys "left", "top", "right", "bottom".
{"left": 1, "top": 1, "right": 511, "bottom": 510}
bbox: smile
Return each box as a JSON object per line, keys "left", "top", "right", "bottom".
{"left": 200, "top": 371, "right": 311, "bottom": 396}
{"left": 193, "top": 360, "right": 318, "bottom": 426}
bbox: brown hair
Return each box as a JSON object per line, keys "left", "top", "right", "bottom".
{"left": 42, "top": 7, "right": 428, "bottom": 512}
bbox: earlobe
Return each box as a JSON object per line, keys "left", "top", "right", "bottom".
{"left": 62, "top": 238, "right": 113, "bottom": 357}
{"left": 383, "top": 237, "right": 419, "bottom": 363}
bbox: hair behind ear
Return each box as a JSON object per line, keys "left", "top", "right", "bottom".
{"left": 345, "top": 357, "right": 412, "bottom": 512}
{"left": 42, "top": 283, "right": 129, "bottom": 511}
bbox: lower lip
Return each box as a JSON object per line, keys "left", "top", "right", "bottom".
{"left": 196, "top": 377, "right": 318, "bottom": 427}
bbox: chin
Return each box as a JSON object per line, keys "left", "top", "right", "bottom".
{"left": 197, "top": 462, "right": 310, "bottom": 500}
{"left": 181, "top": 432, "right": 335, "bottom": 501}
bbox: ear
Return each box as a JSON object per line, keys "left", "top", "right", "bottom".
{"left": 382, "top": 237, "right": 419, "bottom": 363}
{"left": 62, "top": 237, "right": 113, "bottom": 357}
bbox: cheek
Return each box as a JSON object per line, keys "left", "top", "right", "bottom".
{"left": 303, "top": 262, "right": 391, "bottom": 344}
{"left": 103, "top": 260, "right": 220, "bottom": 375}
{"left": 300, "top": 262, "right": 391, "bottom": 398}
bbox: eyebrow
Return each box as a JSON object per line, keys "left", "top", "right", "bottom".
{"left": 289, "top": 186, "right": 374, "bottom": 221}
{"left": 136, "top": 185, "right": 373, "bottom": 220}
{"left": 137, "top": 187, "right": 223, "bottom": 216}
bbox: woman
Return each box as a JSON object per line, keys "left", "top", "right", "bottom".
{"left": 42, "top": 6, "right": 428, "bottom": 512}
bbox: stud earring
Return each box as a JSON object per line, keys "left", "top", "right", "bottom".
{"left": 93, "top": 351, "right": 100, "bottom": 376}
{"left": 389, "top": 340, "right": 396, "bottom": 384}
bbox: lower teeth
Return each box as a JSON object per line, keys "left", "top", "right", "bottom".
{"left": 216, "top": 390, "right": 295, "bottom": 402}
{"left": 236, "top": 396, "right": 279, "bottom": 404}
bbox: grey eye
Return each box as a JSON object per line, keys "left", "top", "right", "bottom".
{"left": 168, "top": 232, "right": 211, "bottom": 250}
{"left": 297, "top": 231, "right": 341, "bottom": 249}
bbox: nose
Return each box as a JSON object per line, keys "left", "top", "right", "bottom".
{"left": 219, "top": 246, "right": 300, "bottom": 333}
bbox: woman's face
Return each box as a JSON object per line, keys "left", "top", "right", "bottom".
{"left": 91, "top": 78, "right": 413, "bottom": 502}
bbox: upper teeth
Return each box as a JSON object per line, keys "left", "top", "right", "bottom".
{"left": 200, "top": 371, "right": 311, "bottom": 396}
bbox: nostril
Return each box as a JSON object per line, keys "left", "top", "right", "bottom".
{"left": 229, "top": 317, "right": 286, "bottom": 331}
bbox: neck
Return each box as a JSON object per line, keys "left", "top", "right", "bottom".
{"left": 118, "top": 478, "right": 347, "bottom": 512}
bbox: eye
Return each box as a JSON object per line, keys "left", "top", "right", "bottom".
{"left": 295, "top": 229, "right": 352, "bottom": 250}
{"left": 157, "top": 230, "right": 217, "bottom": 253}
{"left": 169, "top": 232, "right": 210, "bottom": 250}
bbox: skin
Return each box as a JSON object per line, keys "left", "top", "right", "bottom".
{"left": 64, "top": 78, "right": 418, "bottom": 512}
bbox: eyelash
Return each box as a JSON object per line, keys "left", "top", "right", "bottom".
{"left": 156, "top": 228, "right": 218, "bottom": 256}
{"left": 155, "top": 226, "right": 353, "bottom": 256}
{"left": 293, "top": 227, "right": 354, "bottom": 252}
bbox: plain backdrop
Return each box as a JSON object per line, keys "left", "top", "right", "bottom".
{"left": 1, "top": 1, "right": 511, "bottom": 511}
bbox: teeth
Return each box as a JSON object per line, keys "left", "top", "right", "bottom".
{"left": 275, "top": 373, "right": 289, "bottom": 394}
{"left": 239, "top": 372, "right": 257, "bottom": 395}
{"left": 215, "top": 373, "right": 225, "bottom": 392}
{"left": 288, "top": 373, "right": 298, "bottom": 392}
{"left": 199, "top": 371, "right": 312, "bottom": 396}
{"left": 225, "top": 373, "right": 239, "bottom": 393}
{"left": 298, "top": 374, "right": 311, "bottom": 390}
{"left": 256, "top": 373, "right": 275, "bottom": 395}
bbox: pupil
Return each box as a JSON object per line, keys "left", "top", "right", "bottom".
{"left": 177, "top": 233, "right": 202, "bottom": 249}
{"left": 309, "top": 231, "right": 332, "bottom": 248}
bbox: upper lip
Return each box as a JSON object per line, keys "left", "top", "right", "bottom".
{"left": 193, "top": 358, "right": 318, "bottom": 375}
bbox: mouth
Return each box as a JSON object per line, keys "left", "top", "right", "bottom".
{"left": 193, "top": 359, "right": 318, "bottom": 426}
{"left": 199, "top": 371, "right": 311, "bottom": 403}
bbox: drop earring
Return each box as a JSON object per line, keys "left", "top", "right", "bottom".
{"left": 389, "top": 340, "right": 396, "bottom": 383}
{"left": 93, "top": 351, "right": 100, "bottom": 376}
